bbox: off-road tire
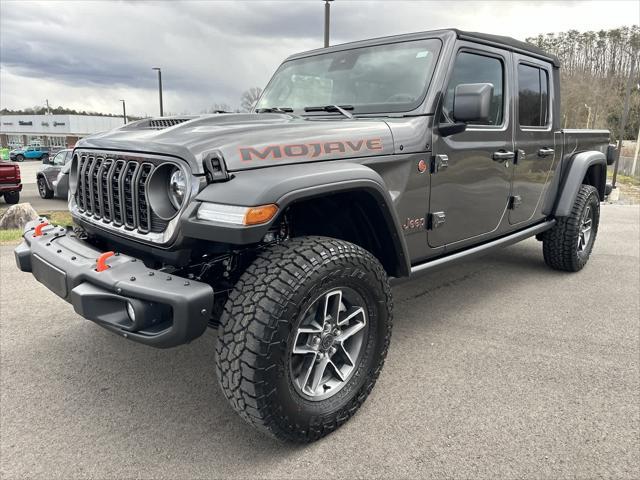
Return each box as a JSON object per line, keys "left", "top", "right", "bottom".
{"left": 543, "top": 184, "right": 600, "bottom": 272}
{"left": 215, "top": 236, "right": 393, "bottom": 443}
{"left": 4, "top": 191, "right": 20, "bottom": 204}
{"left": 37, "top": 176, "right": 54, "bottom": 199}
{"left": 15, "top": 155, "right": 24, "bottom": 162}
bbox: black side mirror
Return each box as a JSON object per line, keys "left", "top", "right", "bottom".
{"left": 453, "top": 83, "right": 493, "bottom": 123}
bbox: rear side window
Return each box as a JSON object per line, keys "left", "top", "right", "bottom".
{"left": 518, "top": 64, "right": 549, "bottom": 127}
{"left": 442, "top": 51, "right": 504, "bottom": 126}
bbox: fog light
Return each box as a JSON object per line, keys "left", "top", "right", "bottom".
{"left": 126, "top": 302, "right": 136, "bottom": 322}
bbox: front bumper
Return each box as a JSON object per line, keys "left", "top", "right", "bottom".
{"left": 14, "top": 220, "right": 214, "bottom": 348}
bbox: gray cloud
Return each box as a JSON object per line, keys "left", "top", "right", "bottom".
{"left": 1, "top": 0, "right": 637, "bottom": 116}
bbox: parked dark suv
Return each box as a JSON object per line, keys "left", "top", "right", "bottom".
{"left": 36, "top": 149, "right": 72, "bottom": 199}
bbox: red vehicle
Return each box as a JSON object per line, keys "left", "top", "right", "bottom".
{"left": 0, "top": 159, "right": 22, "bottom": 204}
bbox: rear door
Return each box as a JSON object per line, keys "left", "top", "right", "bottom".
{"left": 509, "top": 55, "right": 556, "bottom": 224}
{"left": 429, "top": 44, "right": 514, "bottom": 247}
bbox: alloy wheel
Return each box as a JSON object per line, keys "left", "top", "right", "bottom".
{"left": 289, "top": 288, "right": 368, "bottom": 401}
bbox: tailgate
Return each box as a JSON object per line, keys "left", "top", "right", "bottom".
{"left": 0, "top": 162, "right": 19, "bottom": 184}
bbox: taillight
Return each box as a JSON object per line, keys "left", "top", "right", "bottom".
{"left": 14, "top": 165, "right": 21, "bottom": 182}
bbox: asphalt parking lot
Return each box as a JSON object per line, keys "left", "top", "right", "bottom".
{"left": 1, "top": 204, "right": 638, "bottom": 479}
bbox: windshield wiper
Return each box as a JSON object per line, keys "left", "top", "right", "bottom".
{"left": 303, "top": 104, "right": 354, "bottom": 119}
{"left": 255, "top": 107, "right": 294, "bottom": 113}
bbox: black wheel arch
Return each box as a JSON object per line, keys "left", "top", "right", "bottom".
{"left": 181, "top": 162, "right": 411, "bottom": 277}
{"left": 550, "top": 150, "right": 606, "bottom": 217}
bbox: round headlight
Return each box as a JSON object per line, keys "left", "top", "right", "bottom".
{"left": 168, "top": 168, "right": 186, "bottom": 209}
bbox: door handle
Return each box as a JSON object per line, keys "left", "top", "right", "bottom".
{"left": 492, "top": 150, "right": 515, "bottom": 162}
{"left": 538, "top": 147, "right": 555, "bottom": 158}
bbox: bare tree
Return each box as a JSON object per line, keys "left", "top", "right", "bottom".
{"left": 526, "top": 25, "right": 640, "bottom": 140}
{"left": 201, "top": 103, "right": 231, "bottom": 114}
{"left": 240, "top": 87, "right": 263, "bottom": 112}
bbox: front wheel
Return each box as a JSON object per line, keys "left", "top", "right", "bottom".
{"left": 15, "top": 155, "right": 24, "bottom": 162}
{"left": 543, "top": 184, "right": 600, "bottom": 271}
{"left": 215, "top": 236, "right": 393, "bottom": 442}
{"left": 37, "top": 176, "right": 54, "bottom": 199}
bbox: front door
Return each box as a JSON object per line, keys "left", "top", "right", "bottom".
{"left": 429, "top": 44, "right": 513, "bottom": 247}
{"left": 509, "top": 55, "right": 556, "bottom": 225}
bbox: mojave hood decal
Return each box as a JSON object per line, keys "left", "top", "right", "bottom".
{"left": 79, "top": 113, "right": 394, "bottom": 172}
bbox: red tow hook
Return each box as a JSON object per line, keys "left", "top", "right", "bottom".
{"left": 33, "top": 222, "right": 50, "bottom": 237}
{"left": 96, "top": 251, "right": 115, "bottom": 272}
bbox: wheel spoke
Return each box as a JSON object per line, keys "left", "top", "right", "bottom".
{"left": 339, "top": 343, "right": 354, "bottom": 366}
{"left": 337, "top": 321, "right": 365, "bottom": 342}
{"left": 299, "top": 353, "right": 318, "bottom": 392}
{"left": 337, "top": 306, "right": 365, "bottom": 327}
{"left": 329, "top": 360, "right": 346, "bottom": 382}
{"left": 308, "top": 355, "right": 330, "bottom": 394}
{"left": 322, "top": 290, "right": 342, "bottom": 325}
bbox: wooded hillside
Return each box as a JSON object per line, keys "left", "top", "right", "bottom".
{"left": 526, "top": 26, "right": 639, "bottom": 140}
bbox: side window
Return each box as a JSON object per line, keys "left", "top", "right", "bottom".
{"left": 442, "top": 51, "right": 504, "bottom": 126}
{"left": 52, "top": 152, "right": 65, "bottom": 166}
{"left": 518, "top": 64, "right": 549, "bottom": 127}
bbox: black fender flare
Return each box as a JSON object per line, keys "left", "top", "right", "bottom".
{"left": 36, "top": 172, "right": 53, "bottom": 190}
{"left": 553, "top": 151, "right": 606, "bottom": 217}
{"left": 181, "top": 162, "right": 410, "bottom": 277}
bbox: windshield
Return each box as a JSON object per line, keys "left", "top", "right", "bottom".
{"left": 256, "top": 38, "right": 441, "bottom": 115}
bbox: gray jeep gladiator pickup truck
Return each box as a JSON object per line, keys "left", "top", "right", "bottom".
{"left": 15, "top": 29, "right": 613, "bottom": 442}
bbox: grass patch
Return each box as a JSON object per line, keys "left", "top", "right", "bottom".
{"left": 0, "top": 209, "right": 74, "bottom": 245}
{"left": 0, "top": 229, "right": 23, "bottom": 243}
{"left": 607, "top": 172, "right": 640, "bottom": 187}
{"left": 40, "top": 210, "right": 74, "bottom": 227}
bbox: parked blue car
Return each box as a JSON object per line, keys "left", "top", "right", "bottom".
{"left": 9, "top": 146, "right": 50, "bottom": 162}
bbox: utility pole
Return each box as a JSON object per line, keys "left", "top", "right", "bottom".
{"left": 120, "top": 99, "right": 127, "bottom": 124}
{"left": 152, "top": 67, "right": 164, "bottom": 116}
{"left": 324, "top": 0, "right": 334, "bottom": 48}
{"left": 45, "top": 99, "right": 51, "bottom": 115}
{"left": 612, "top": 52, "right": 637, "bottom": 188}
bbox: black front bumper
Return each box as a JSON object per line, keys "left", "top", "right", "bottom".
{"left": 14, "top": 220, "right": 214, "bottom": 348}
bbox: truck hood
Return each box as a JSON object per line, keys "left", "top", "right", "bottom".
{"left": 78, "top": 113, "right": 395, "bottom": 174}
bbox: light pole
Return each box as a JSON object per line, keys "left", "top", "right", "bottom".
{"left": 152, "top": 67, "right": 164, "bottom": 116}
{"left": 120, "top": 99, "right": 127, "bottom": 124}
{"left": 324, "top": 0, "right": 334, "bottom": 48}
{"left": 584, "top": 103, "right": 592, "bottom": 129}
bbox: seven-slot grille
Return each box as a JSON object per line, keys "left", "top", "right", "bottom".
{"left": 75, "top": 153, "right": 168, "bottom": 234}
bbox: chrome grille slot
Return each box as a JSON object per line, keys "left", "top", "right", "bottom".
{"left": 121, "top": 162, "right": 139, "bottom": 229}
{"left": 72, "top": 150, "right": 188, "bottom": 242}
{"left": 110, "top": 160, "right": 126, "bottom": 226}
{"left": 136, "top": 163, "right": 153, "bottom": 233}
{"left": 98, "top": 159, "right": 114, "bottom": 221}
{"left": 89, "top": 156, "right": 103, "bottom": 217}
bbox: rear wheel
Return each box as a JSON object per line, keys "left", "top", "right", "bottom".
{"left": 4, "top": 191, "right": 20, "bottom": 204}
{"left": 215, "top": 236, "right": 393, "bottom": 442}
{"left": 543, "top": 184, "right": 600, "bottom": 272}
{"left": 37, "top": 176, "right": 54, "bottom": 199}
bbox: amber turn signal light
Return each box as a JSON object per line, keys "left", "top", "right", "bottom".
{"left": 244, "top": 204, "right": 278, "bottom": 225}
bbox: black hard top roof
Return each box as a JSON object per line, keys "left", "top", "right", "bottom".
{"left": 286, "top": 28, "right": 560, "bottom": 68}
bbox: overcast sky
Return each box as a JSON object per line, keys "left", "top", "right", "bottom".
{"left": 0, "top": 0, "right": 637, "bottom": 117}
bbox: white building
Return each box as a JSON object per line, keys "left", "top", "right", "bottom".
{"left": 0, "top": 114, "right": 125, "bottom": 149}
